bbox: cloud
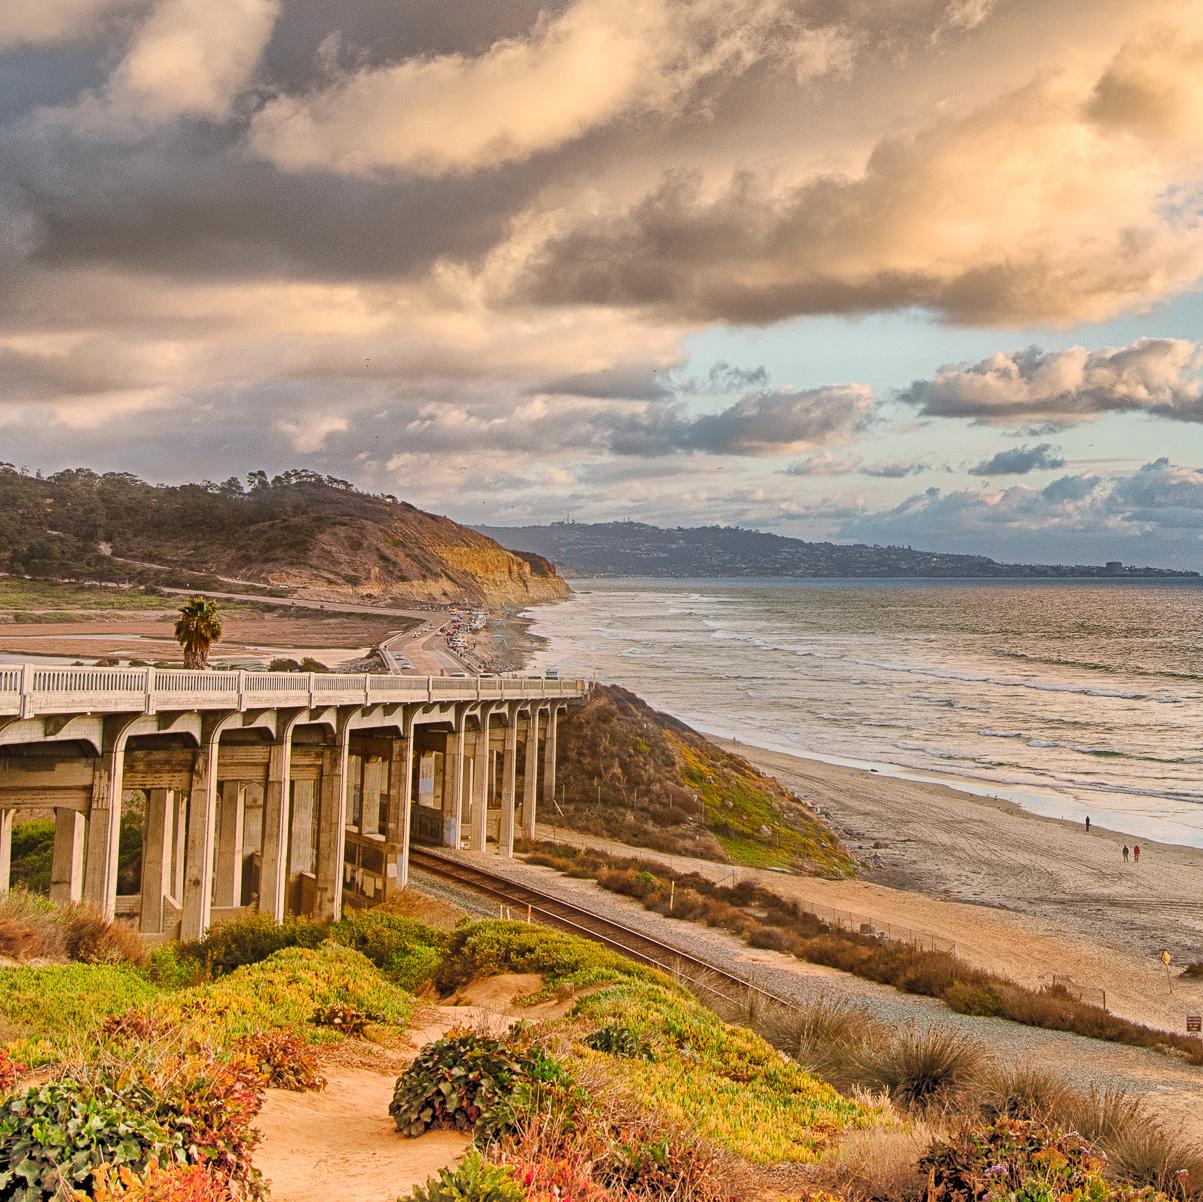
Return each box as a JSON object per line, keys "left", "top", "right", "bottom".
{"left": 837, "top": 459, "right": 1203, "bottom": 566}
{"left": 1087, "top": 23, "right": 1203, "bottom": 147}
{"left": 275, "top": 413, "right": 348, "bottom": 453}
{"left": 249, "top": 0, "right": 843, "bottom": 176}
{"left": 507, "top": 21, "right": 1203, "bottom": 326}
{"left": 608, "top": 384, "right": 876, "bottom": 456}
{"left": 782, "top": 451, "right": 863, "bottom": 477}
{"left": 0, "top": 0, "right": 141, "bottom": 48}
{"left": 860, "top": 458, "right": 927, "bottom": 478}
{"left": 968, "top": 442, "right": 1066, "bottom": 475}
{"left": 58, "top": 0, "right": 280, "bottom": 131}
{"left": 899, "top": 339, "right": 1203, "bottom": 426}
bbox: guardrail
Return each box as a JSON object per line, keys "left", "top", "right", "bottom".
{"left": 0, "top": 664, "right": 590, "bottom": 720}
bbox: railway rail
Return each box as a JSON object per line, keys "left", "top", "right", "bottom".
{"left": 409, "top": 847, "right": 796, "bottom": 1011}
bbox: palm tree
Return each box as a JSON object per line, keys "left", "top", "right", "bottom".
{"left": 174, "top": 596, "right": 223, "bottom": 669}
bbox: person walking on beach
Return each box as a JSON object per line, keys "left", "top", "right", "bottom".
{"left": 1085, "top": 816, "right": 1091, "bottom": 832}
{"left": 1133, "top": 844, "right": 1141, "bottom": 863}
{"left": 1122, "top": 845, "right": 1130, "bottom": 862}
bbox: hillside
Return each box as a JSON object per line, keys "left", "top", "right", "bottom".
{"left": 553, "top": 684, "right": 853, "bottom": 874}
{"left": 0, "top": 466, "right": 568, "bottom": 607}
{"left": 478, "top": 520, "right": 1197, "bottom": 578}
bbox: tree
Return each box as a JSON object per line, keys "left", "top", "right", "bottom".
{"left": 174, "top": 596, "right": 223, "bottom": 669}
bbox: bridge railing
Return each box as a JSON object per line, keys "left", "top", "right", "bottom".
{"left": 0, "top": 664, "right": 590, "bottom": 719}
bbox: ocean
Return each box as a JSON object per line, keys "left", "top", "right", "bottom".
{"left": 524, "top": 578, "right": 1203, "bottom": 848}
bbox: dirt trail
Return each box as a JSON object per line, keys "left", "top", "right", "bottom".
{"left": 254, "top": 980, "right": 572, "bottom": 1202}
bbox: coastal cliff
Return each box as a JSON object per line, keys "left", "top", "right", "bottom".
{"left": 0, "top": 465, "right": 568, "bottom": 607}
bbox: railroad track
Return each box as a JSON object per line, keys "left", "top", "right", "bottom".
{"left": 408, "top": 847, "right": 795, "bottom": 1011}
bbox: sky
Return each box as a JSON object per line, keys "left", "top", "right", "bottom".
{"left": 1, "top": 0, "right": 1202, "bottom": 568}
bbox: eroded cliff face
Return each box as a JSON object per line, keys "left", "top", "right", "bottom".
{"left": 255, "top": 506, "right": 569, "bottom": 606}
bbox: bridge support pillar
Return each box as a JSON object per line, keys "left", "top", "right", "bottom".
{"left": 139, "top": 788, "right": 175, "bottom": 934}
{"left": 314, "top": 715, "right": 354, "bottom": 922}
{"left": 445, "top": 723, "right": 466, "bottom": 849}
{"left": 499, "top": 708, "right": 518, "bottom": 857}
{"left": 260, "top": 716, "right": 298, "bottom": 923}
{"left": 521, "top": 707, "right": 540, "bottom": 841}
{"left": 469, "top": 709, "right": 492, "bottom": 852}
{"left": 83, "top": 720, "right": 134, "bottom": 921}
{"left": 214, "top": 781, "right": 245, "bottom": 908}
{"left": 181, "top": 733, "right": 222, "bottom": 941}
{"left": 385, "top": 723, "right": 414, "bottom": 891}
{"left": 50, "top": 809, "right": 85, "bottom": 904}
{"left": 542, "top": 706, "right": 559, "bottom": 818}
{"left": 0, "top": 809, "right": 11, "bottom": 893}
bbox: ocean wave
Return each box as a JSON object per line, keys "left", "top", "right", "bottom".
{"left": 981, "top": 729, "right": 1022, "bottom": 738}
{"left": 992, "top": 645, "right": 1203, "bottom": 683}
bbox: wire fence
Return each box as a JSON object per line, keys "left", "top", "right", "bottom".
{"left": 1051, "top": 974, "right": 1108, "bottom": 1011}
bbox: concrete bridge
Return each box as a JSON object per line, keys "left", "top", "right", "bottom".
{"left": 0, "top": 665, "right": 590, "bottom": 940}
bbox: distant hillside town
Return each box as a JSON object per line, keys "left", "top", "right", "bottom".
{"left": 477, "top": 521, "right": 1199, "bottom": 580}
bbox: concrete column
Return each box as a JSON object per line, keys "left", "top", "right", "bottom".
{"left": 469, "top": 709, "right": 492, "bottom": 852}
{"left": 522, "top": 707, "right": 541, "bottom": 841}
{"left": 50, "top": 809, "right": 85, "bottom": 904}
{"left": 499, "top": 709, "right": 519, "bottom": 857}
{"left": 83, "top": 720, "right": 133, "bottom": 921}
{"left": 542, "top": 706, "right": 559, "bottom": 815}
{"left": 259, "top": 717, "right": 297, "bottom": 923}
{"left": 447, "top": 723, "right": 467, "bottom": 847}
{"left": 180, "top": 730, "right": 223, "bottom": 941}
{"left": 214, "top": 780, "right": 245, "bottom": 908}
{"left": 172, "top": 792, "right": 186, "bottom": 901}
{"left": 0, "top": 809, "right": 12, "bottom": 893}
{"left": 385, "top": 723, "right": 415, "bottom": 890}
{"left": 139, "top": 788, "right": 174, "bottom": 934}
{"left": 314, "top": 715, "right": 355, "bottom": 922}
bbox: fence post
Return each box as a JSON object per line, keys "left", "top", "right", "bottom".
{"left": 19, "top": 663, "right": 33, "bottom": 720}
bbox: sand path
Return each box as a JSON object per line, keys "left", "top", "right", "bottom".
{"left": 254, "top": 980, "right": 574, "bottom": 1201}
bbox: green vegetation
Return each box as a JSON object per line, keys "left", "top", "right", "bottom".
{"left": 555, "top": 684, "right": 853, "bottom": 874}
{"left": 1, "top": 892, "right": 1197, "bottom": 1202}
{"left": 6, "top": 819, "right": 141, "bottom": 897}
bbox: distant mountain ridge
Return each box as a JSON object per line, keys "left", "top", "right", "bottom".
{"left": 476, "top": 520, "right": 1198, "bottom": 579}
{"left": 0, "top": 465, "right": 568, "bottom": 606}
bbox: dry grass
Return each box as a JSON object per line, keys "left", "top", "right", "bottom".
{"left": 0, "top": 889, "right": 147, "bottom": 966}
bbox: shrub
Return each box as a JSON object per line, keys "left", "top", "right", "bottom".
{"left": 179, "top": 914, "right": 326, "bottom": 978}
{"left": 921, "top": 1116, "right": 1128, "bottom": 1202}
{"left": 390, "top": 1029, "right": 567, "bottom": 1138}
{"left": 311, "top": 1004, "right": 380, "bottom": 1038}
{"left": 583, "top": 1023, "right": 654, "bottom": 1060}
{"left": 401, "top": 1150, "right": 526, "bottom": 1202}
{"left": 75, "top": 1162, "right": 231, "bottom": 1202}
{"left": 60, "top": 903, "right": 148, "bottom": 966}
{"left": 847, "top": 1027, "right": 987, "bottom": 1112}
{"left": 242, "top": 1030, "right": 326, "bottom": 1092}
{"left": 330, "top": 910, "right": 445, "bottom": 989}
{"left": 0, "top": 1078, "right": 182, "bottom": 1201}
{"left": 153, "top": 1055, "right": 264, "bottom": 1197}
{"left": 945, "top": 981, "right": 1002, "bottom": 1017}
{"left": 434, "top": 921, "right": 670, "bottom": 996}
{"left": 128, "top": 945, "right": 413, "bottom": 1051}
{"left": 0, "top": 1049, "right": 24, "bottom": 1096}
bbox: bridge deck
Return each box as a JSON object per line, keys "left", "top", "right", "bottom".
{"left": 0, "top": 664, "right": 587, "bottom": 719}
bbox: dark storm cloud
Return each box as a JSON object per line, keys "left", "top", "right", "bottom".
{"left": 968, "top": 443, "right": 1065, "bottom": 475}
